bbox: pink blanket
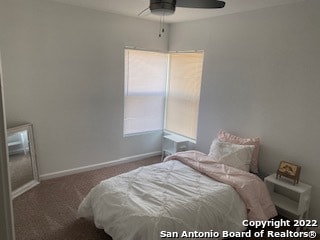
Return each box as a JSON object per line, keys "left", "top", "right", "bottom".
{"left": 164, "top": 151, "right": 277, "bottom": 221}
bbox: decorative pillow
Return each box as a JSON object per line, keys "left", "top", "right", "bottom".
{"left": 218, "top": 130, "right": 260, "bottom": 173}
{"left": 209, "top": 139, "right": 255, "bottom": 172}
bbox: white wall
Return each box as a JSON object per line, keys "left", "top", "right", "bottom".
{"left": 0, "top": 0, "right": 169, "bottom": 176}
{"left": 169, "top": 0, "right": 320, "bottom": 221}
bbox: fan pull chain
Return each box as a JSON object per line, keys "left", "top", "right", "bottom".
{"left": 158, "top": 16, "right": 162, "bottom": 37}
{"left": 159, "top": 13, "right": 165, "bottom": 38}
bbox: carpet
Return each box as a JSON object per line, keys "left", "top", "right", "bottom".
{"left": 9, "top": 152, "right": 34, "bottom": 191}
{"left": 13, "top": 156, "right": 161, "bottom": 240}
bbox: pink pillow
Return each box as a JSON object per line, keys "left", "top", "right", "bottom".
{"left": 218, "top": 130, "right": 260, "bottom": 173}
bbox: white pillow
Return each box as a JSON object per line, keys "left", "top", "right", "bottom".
{"left": 209, "top": 139, "right": 255, "bottom": 172}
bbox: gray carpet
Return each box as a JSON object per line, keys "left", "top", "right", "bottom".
{"left": 13, "top": 156, "right": 161, "bottom": 240}
{"left": 9, "top": 152, "right": 34, "bottom": 191}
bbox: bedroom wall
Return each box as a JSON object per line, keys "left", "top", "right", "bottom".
{"left": 0, "top": 0, "right": 168, "bottom": 176}
{"left": 169, "top": 0, "right": 320, "bottom": 221}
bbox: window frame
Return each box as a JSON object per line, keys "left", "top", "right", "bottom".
{"left": 123, "top": 48, "right": 204, "bottom": 140}
{"left": 123, "top": 48, "right": 168, "bottom": 136}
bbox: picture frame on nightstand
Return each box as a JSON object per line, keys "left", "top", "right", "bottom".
{"left": 276, "top": 161, "right": 301, "bottom": 185}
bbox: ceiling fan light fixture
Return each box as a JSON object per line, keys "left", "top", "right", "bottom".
{"left": 150, "top": 0, "right": 176, "bottom": 15}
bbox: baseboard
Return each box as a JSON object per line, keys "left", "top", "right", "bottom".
{"left": 39, "top": 151, "right": 161, "bottom": 181}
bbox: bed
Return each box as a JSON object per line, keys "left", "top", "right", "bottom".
{"left": 78, "top": 131, "right": 277, "bottom": 240}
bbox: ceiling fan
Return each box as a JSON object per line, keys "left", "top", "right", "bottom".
{"left": 139, "top": 0, "right": 226, "bottom": 37}
{"left": 139, "top": 0, "right": 226, "bottom": 16}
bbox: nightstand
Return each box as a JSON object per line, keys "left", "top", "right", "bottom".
{"left": 161, "top": 134, "right": 190, "bottom": 160}
{"left": 264, "top": 173, "right": 312, "bottom": 231}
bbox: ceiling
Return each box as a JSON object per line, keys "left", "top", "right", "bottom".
{"left": 49, "top": 0, "right": 305, "bottom": 23}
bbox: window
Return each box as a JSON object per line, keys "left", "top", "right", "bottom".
{"left": 165, "top": 52, "right": 204, "bottom": 140}
{"left": 124, "top": 49, "right": 204, "bottom": 140}
{"left": 124, "top": 49, "right": 167, "bottom": 135}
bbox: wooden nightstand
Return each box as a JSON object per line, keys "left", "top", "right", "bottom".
{"left": 264, "top": 173, "right": 312, "bottom": 231}
{"left": 161, "top": 134, "right": 190, "bottom": 160}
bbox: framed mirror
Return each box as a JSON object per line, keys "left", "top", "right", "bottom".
{"left": 7, "top": 123, "right": 39, "bottom": 198}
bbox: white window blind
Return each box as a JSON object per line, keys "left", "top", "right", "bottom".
{"left": 124, "top": 49, "right": 167, "bottom": 135}
{"left": 165, "top": 52, "right": 204, "bottom": 140}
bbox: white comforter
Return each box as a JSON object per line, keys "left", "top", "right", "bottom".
{"left": 78, "top": 160, "right": 247, "bottom": 240}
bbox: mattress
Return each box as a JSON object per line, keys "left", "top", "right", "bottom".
{"left": 78, "top": 160, "right": 247, "bottom": 240}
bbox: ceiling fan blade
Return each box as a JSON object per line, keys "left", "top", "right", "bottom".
{"left": 138, "top": 7, "right": 151, "bottom": 16}
{"left": 176, "top": 0, "right": 225, "bottom": 8}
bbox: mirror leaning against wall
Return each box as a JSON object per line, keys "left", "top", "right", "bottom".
{"left": 7, "top": 123, "right": 39, "bottom": 198}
